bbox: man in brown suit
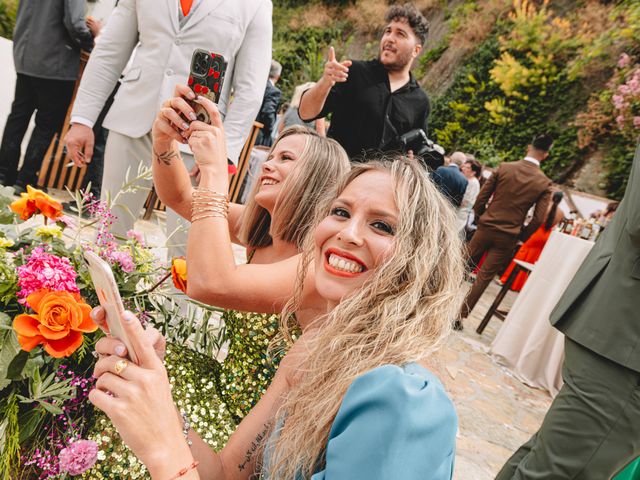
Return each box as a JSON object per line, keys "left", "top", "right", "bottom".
{"left": 456, "top": 135, "right": 553, "bottom": 329}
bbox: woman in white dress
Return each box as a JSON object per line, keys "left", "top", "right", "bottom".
{"left": 456, "top": 158, "right": 482, "bottom": 232}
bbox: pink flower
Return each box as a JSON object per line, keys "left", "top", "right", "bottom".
{"left": 618, "top": 53, "right": 631, "bottom": 68}
{"left": 58, "top": 439, "right": 98, "bottom": 475}
{"left": 17, "top": 247, "right": 79, "bottom": 305}
{"left": 126, "top": 229, "right": 145, "bottom": 246}
{"left": 616, "top": 115, "right": 625, "bottom": 127}
{"left": 634, "top": 117, "right": 640, "bottom": 128}
{"left": 106, "top": 250, "right": 135, "bottom": 273}
{"left": 57, "top": 215, "right": 76, "bottom": 229}
{"left": 618, "top": 84, "right": 631, "bottom": 96}
{"left": 612, "top": 94, "right": 625, "bottom": 109}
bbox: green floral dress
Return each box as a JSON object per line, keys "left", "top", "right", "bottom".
{"left": 84, "top": 310, "right": 283, "bottom": 479}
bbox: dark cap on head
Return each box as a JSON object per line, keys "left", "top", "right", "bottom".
{"left": 532, "top": 134, "right": 553, "bottom": 152}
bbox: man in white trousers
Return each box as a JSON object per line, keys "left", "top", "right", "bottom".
{"left": 65, "top": 0, "right": 272, "bottom": 256}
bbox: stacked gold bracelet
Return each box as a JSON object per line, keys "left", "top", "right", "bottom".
{"left": 191, "top": 187, "right": 229, "bottom": 222}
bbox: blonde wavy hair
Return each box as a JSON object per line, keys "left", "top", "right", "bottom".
{"left": 238, "top": 125, "right": 349, "bottom": 249}
{"left": 267, "top": 157, "right": 466, "bottom": 479}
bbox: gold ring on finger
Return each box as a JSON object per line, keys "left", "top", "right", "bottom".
{"left": 114, "top": 359, "right": 129, "bottom": 376}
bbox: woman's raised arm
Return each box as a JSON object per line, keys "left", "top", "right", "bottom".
{"left": 151, "top": 85, "right": 246, "bottom": 242}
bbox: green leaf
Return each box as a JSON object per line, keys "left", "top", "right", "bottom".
{"left": 0, "top": 186, "right": 17, "bottom": 225}
{"left": 0, "top": 318, "right": 20, "bottom": 391}
{"left": 17, "top": 408, "right": 45, "bottom": 444}
{"left": 38, "top": 401, "right": 63, "bottom": 415}
{"left": 6, "top": 350, "right": 28, "bottom": 380}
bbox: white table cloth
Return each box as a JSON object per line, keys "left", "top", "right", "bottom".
{"left": 490, "top": 231, "right": 594, "bottom": 396}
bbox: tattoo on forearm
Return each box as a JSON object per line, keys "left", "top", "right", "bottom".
{"left": 238, "top": 423, "right": 270, "bottom": 472}
{"left": 154, "top": 149, "right": 179, "bottom": 166}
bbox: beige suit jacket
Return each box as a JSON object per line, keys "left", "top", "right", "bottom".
{"left": 71, "top": 0, "right": 272, "bottom": 162}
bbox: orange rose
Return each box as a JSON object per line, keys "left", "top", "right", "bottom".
{"left": 10, "top": 185, "right": 63, "bottom": 221}
{"left": 171, "top": 257, "right": 188, "bottom": 293}
{"left": 13, "top": 290, "right": 98, "bottom": 358}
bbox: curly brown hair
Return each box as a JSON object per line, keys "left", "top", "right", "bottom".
{"left": 385, "top": 3, "right": 430, "bottom": 45}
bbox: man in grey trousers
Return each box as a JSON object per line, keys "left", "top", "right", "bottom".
{"left": 497, "top": 143, "right": 640, "bottom": 478}
{"left": 0, "top": 0, "right": 94, "bottom": 191}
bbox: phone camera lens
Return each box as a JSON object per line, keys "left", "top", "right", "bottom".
{"left": 193, "top": 52, "right": 209, "bottom": 75}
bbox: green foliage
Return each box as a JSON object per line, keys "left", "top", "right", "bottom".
{"left": 0, "top": 313, "right": 19, "bottom": 392}
{"left": 430, "top": 0, "right": 639, "bottom": 197}
{"left": 415, "top": 38, "right": 449, "bottom": 78}
{"left": 273, "top": 23, "right": 350, "bottom": 100}
{"left": 16, "top": 369, "right": 74, "bottom": 416}
{"left": 143, "top": 293, "right": 227, "bottom": 358}
{"left": 0, "top": 394, "right": 20, "bottom": 480}
{"left": 431, "top": 2, "right": 589, "bottom": 183}
{"left": 602, "top": 142, "right": 636, "bottom": 200}
{"left": 0, "top": 0, "right": 17, "bottom": 40}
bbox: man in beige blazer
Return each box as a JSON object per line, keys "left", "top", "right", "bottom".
{"left": 64, "top": 0, "right": 272, "bottom": 249}
{"left": 457, "top": 135, "right": 553, "bottom": 329}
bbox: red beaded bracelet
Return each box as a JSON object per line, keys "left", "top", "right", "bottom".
{"left": 169, "top": 460, "right": 199, "bottom": 479}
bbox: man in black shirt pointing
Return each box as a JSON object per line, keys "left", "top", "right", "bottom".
{"left": 299, "top": 3, "right": 430, "bottom": 160}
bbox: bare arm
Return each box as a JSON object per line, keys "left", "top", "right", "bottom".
{"left": 151, "top": 86, "right": 246, "bottom": 243}
{"left": 298, "top": 47, "right": 351, "bottom": 122}
{"left": 189, "top": 362, "right": 291, "bottom": 479}
{"left": 90, "top": 313, "right": 307, "bottom": 480}
{"left": 183, "top": 97, "right": 313, "bottom": 312}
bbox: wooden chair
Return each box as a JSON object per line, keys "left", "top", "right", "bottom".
{"left": 475, "top": 259, "right": 535, "bottom": 334}
{"left": 37, "top": 51, "right": 90, "bottom": 191}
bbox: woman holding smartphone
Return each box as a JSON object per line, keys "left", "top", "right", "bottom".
{"left": 85, "top": 89, "right": 349, "bottom": 478}
{"left": 89, "top": 122, "right": 463, "bottom": 478}
{"left": 150, "top": 86, "right": 349, "bottom": 416}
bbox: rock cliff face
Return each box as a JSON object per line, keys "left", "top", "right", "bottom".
{"left": 274, "top": 0, "right": 639, "bottom": 199}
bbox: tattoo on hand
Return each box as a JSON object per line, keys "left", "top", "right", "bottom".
{"left": 154, "top": 149, "right": 178, "bottom": 166}
{"left": 238, "top": 423, "right": 270, "bottom": 472}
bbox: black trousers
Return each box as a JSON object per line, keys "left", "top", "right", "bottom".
{"left": 0, "top": 73, "right": 75, "bottom": 188}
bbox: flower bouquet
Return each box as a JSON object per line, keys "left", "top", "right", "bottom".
{"left": 0, "top": 185, "right": 225, "bottom": 479}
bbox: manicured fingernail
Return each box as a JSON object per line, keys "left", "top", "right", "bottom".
{"left": 123, "top": 311, "right": 136, "bottom": 323}
{"left": 91, "top": 307, "right": 100, "bottom": 321}
{"left": 115, "top": 345, "right": 126, "bottom": 356}
{"left": 181, "top": 122, "right": 189, "bottom": 130}
{"left": 189, "top": 112, "right": 197, "bottom": 121}
{"left": 187, "top": 91, "right": 195, "bottom": 99}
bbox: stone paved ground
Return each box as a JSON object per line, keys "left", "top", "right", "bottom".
{"left": 442, "top": 285, "right": 552, "bottom": 480}
{"left": 50, "top": 194, "right": 554, "bottom": 480}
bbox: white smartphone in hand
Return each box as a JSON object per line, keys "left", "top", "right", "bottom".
{"left": 84, "top": 251, "right": 139, "bottom": 364}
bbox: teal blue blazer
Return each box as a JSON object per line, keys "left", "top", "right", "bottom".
{"left": 265, "top": 363, "right": 457, "bottom": 479}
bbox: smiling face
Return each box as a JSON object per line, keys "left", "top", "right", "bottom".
{"left": 314, "top": 170, "right": 399, "bottom": 307}
{"left": 379, "top": 19, "right": 422, "bottom": 72}
{"left": 254, "top": 134, "right": 307, "bottom": 212}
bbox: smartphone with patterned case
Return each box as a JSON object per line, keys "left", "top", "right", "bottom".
{"left": 188, "top": 48, "right": 227, "bottom": 124}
